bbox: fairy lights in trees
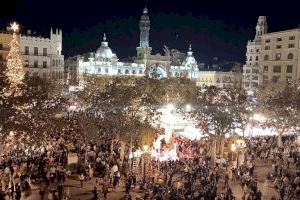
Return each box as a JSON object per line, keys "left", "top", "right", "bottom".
{"left": 5, "top": 22, "right": 25, "bottom": 96}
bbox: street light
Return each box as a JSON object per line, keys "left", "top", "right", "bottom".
{"left": 185, "top": 104, "right": 191, "bottom": 112}
{"left": 252, "top": 113, "right": 266, "bottom": 122}
{"left": 167, "top": 103, "right": 174, "bottom": 112}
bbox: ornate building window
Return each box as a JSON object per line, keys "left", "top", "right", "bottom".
{"left": 273, "top": 66, "right": 281, "bottom": 73}
{"left": 287, "top": 65, "right": 293, "bottom": 73}
{"left": 34, "top": 47, "right": 38, "bottom": 56}
{"left": 289, "top": 36, "right": 295, "bottom": 40}
{"left": 264, "top": 55, "right": 269, "bottom": 60}
{"left": 275, "top": 53, "right": 281, "bottom": 60}
{"left": 287, "top": 53, "right": 293, "bottom": 60}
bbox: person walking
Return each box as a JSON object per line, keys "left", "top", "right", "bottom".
{"left": 102, "top": 182, "right": 108, "bottom": 200}
{"left": 79, "top": 173, "right": 85, "bottom": 188}
{"left": 92, "top": 186, "right": 98, "bottom": 200}
{"left": 125, "top": 179, "right": 131, "bottom": 195}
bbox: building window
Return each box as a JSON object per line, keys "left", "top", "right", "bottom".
{"left": 0, "top": 54, "right": 2, "bottom": 61}
{"left": 105, "top": 68, "right": 108, "bottom": 73}
{"left": 246, "top": 69, "right": 251, "bottom": 73}
{"left": 272, "top": 76, "right": 280, "bottom": 82}
{"left": 252, "top": 69, "right": 259, "bottom": 74}
{"left": 289, "top": 36, "right": 295, "bottom": 40}
{"left": 287, "top": 53, "right": 293, "bottom": 60}
{"left": 0, "top": 43, "right": 3, "bottom": 49}
{"left": 132, "top": 70, "right": 136, "bottom": 74}
{"left": 287, "top": 65, "right": 293, "bottom": 73}
{"left": 263, "top": 66, "right": 268, "bottom": 73}
{"left": 277, "top": 38, "right": 282, "bottom": 42}
{"left": 125, "top": 69, "right": 129, "bottom": 74}
{"left": 34, "top": 47, "right": 38, "bottom": 56}
{"left": 275, "top": 53, "right": 281, "bottom": 60}
{"left": 252, "top": 82, "right": 258, "bottom": 87}
{"left": 276, "top": 45, "right": 282, "bottom": 49}
{"left": 252, "top": 76, "right": 258, "bottom": 80}
{"left": 98, "top": 68, "right": 101, "bottom": 73}
{"left": 256, "top": 49, "right": 259, "bottom": 52}
{"left": 249, "top": 56, "right": 252, "bottom": 61}
{"left": 273, "top": 65, "right": 281, "bottom": 73}
{"left": 265, "top": 46, "right": 270, "bottom": 50}
{"left": 263, "top": 75, "right": 268, "bottom": 82}
{"left": 288, "top": 44, "right": 295, "bottom": 48}
{"left": 118, "top": 69, "right": 121, "bottom": 74}
{"left": 265, "top": 39, "right": 270, "bottom": 43}
{"left": 264, "top": 55, "right": 269, "bottom": 61}
{"left": 139, "top": 70, "right": 143, "bottom": 74}
{"left": 255, "top": 56, "right": 258, "bottom": 61}
{"left": 43, "top": 48, "right": 47, "bottom": 56}
{"left": 25, "top": 46, "right": 29, "bottom": 55}
{"left": 43, "top": 61, "right": 47, "bottom": 68}
{"left": 34, "top": 60, "right": 38, "bottom": 68}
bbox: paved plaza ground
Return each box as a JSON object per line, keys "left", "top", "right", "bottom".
{"left": 1, "top": 159, "right": 284, "bottom": 200}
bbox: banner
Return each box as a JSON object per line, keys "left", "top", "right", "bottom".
{"left": 68, "top": 153, "right": 78, "bottom": 165}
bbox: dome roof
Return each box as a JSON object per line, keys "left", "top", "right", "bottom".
{"left": 182, "top": 44, "right": 198, "bottom": 69}
{"left": 95, "top": 33, "right": 117, "bottom": 61}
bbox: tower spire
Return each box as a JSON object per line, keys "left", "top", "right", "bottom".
{"left": 255, "top": 16, "right": 267, "bottom": 39}
{"left": 139, "top": 6, "right": 150, "bottom": 48}
{"left": 103, "top": 33, "right": 106, "bottom": 41}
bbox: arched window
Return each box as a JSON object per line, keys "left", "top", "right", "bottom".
{"left": 264, "top": 55, "right": 269, "bottom": 61}
{"left": 287, "top": 53, "right": 293, "bottom": 60}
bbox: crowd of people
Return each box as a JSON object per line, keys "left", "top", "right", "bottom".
{"left": 0, "top": 109, "right": 124, "bottom": 200}
{"left": 1, "top": 106, "right": 300, "bottom": 200}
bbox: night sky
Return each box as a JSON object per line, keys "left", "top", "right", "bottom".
{"left": 2, "top": 0, "right": 300, "bottom": 63}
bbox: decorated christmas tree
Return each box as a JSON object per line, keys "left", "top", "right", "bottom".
{"left": 5, "top": 22, "right": 25, "bottom": 96}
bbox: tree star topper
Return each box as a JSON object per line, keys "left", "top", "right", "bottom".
{"left": 10, "top": 22, "right": 19, "bottom": 33}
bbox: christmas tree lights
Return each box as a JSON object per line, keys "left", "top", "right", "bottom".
{"left": 5, "top": 22, "right": 25, "bottom": 96}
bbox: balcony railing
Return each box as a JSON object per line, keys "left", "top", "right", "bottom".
{"left": 25, "top": 65, "right": 49, "bottom": 68}
{"left": 22, "top": 53, "right": 64, "bottom": 57}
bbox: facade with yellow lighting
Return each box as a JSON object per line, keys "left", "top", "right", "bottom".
{"left": 0, "top": 31, "right": 14, "bottom": 68}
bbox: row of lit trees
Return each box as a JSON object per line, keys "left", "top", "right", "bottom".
{"left": 183, "top": 85, "right": 250, "bottom": 162}
{"left": 78, "top": 74, "right": 300, "bottom": 152}
{"left": 257, "top": 82, "right": 300, "bottom": 147}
